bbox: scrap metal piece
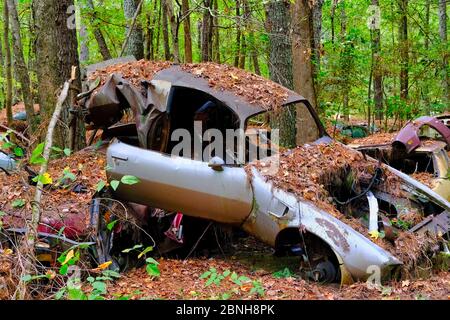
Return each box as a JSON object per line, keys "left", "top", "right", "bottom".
{"left": 367, "top": 191, "right": 379, "bottom": 233}
{"left": 394, "top": 116, "right": 450, "bottom": 153}
{"left": 0, "top": 152, "right": 15, "bottom": 173}
{"left": 409, "top": 211, "right": 450, "bottom": 236}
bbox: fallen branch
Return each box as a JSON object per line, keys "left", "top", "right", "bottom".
{"left": 18, "top": 67, "right": 76, "bottom": 299}
{"left": 0, "top": 124, "right": 31, "bottom": 145}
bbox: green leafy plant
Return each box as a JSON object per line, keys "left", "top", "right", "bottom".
{"left": 96, "top": 180, "right": 107, "bottom": 192}
{"left": 272, "top": 267, "right": 295, "bottom": 279}
{"left": 32, "top": 172, "right": 53, "bottom": 186}
{"left": 110, "top": 175, "right": 140, "bottom": 191}
{"left": 11, "top": 199, "right": 26, "bottom": 209}
{"left": 55, "top": 167, "right": 77, "bottom": 188}
{"left": 145, "top": 258, "right": 160, "bottom": 277}
{"left": 250, "top": 280, "right": 265, "bottom": 297}
{"left": 30, "top": 143, "right": 46, "bottom": 165}
{"left": 0, "top": 131, "right": 24, "bottom": 158}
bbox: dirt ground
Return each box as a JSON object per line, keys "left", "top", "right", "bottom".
{"left": 1, "top": 98, "right": 449, "bottom": 300}
{"left": 106, "top": 237, "right": 450, "bottom": 301}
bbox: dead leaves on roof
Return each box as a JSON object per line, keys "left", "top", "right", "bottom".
{"left": 87, "top": 60, "right": 290, "bottom": 111}
{"left": 181, "top": 63, "right": 289, "bottom": 110}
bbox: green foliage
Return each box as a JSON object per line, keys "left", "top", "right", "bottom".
{"left": 272, "top": 267, "right": 295, "bottom": 279}
{"left": 110, "top": 180, "right": 120, "bottom": 191}
{"left": 30, "top": 143, "right": 46, "bottom": 165}
{"left": 199, "top": 268, "right": 265, "bottom": 298}
{"left": 11, "top": 199, "right": 25, "bottom": 208}
{"left": 121, "top": 175, "right": 140, "bottom": 185}
{"left": 250, "top": 280, "right": 265, "bottom": 297}
{"left": 95, "top": 180, "right": 106, "bottom": 192}
{"left": 145, "top": 258, "right": 160, "bottom": 278}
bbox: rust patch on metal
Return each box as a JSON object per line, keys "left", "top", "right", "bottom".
{"left": 316, "top": 218, "right": 351, "bottom": 253}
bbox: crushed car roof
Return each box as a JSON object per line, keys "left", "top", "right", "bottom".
{"left": 154, "top": 65, "right": 306, "bottom": 120}
{"left": 86, "top": 60, "right": 306, "bottom": 120}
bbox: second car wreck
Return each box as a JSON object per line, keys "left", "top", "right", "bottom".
{"left": 4, "top": 60, "right": 447, "bottom": 287}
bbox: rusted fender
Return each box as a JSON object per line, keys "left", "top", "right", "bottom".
{"left": 242, "top": 168, "right": 402, "bottom": 282}
{"left": 394, "top": 116, "right": 450, "bottom": 153}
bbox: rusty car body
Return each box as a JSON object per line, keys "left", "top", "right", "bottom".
{"left": 77, "top": 62, "right": 450, "bottom": 285}
{"left": 349, "top": 116, "right": 450, "bottom": 201}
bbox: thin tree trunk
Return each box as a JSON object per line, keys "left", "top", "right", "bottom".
{"left": 3, "top": 0, "right": 12, "bottom": 125}
{"left": 239, "top": 35, "right": 246, "bottom": 69}
{"left": 371, "top": 0, "right": 383, "bottom": 121}
{"left": 331, "top": 0, "right": 338, "bottom": 46}
{"left": 162, "top": 1, "right": 171, "bottom": 60}
{"left": 439, "top": 0, "right": 449, "bottom": 109}
{"left": 164, "top": 0, "right": 180, "bottom": 63}
{"left": 266, "top": 0, "right": 295, "bottom": 147}
{"left": 241, "top": 0, "right": 259, "bottom": 74}
{"left": 197, "top": 21, "right": 202, "bottom": 55}
{"left": 87, "top": 0, "right": 112, "bottom": 61}
{"left": 311, "top": 0, "right": 324, "bottom": 74}
{"left": 182, "top": 0, "right": 193, "bottom": 63}
{"left": 208, "top": 5, "right": 213, "bottom": 60}
{"left": 340, "top": 0, "right": 349, "bottom": 121}
{"left": 234, "top": 0, "right": 241, "bottom": 67}
{"left": 155, "top": 1, "right": 162, "bottom": 59}
{"left": 252, "top": 50, "right": 261, "bottom": 75}
{"left": 399, "top": 0, "right": 409, "bottom": 110}
{"left": 201, "top": 0, "right": 212, "bottom": 62}
{"left": 213, "top": 0, "right": 220, "bottom": 63}
{"left": 123, "top": 0, "right": 144, "bottom": 60}
{"left": 80, "top": 25, "right": 90, "bottom": 63}
{"left": 6, "top": 0, "right": 35, "bottom": 131}
{"left": 145, "top": 13, "right": 153, "bottom": 60}
{"left": 423, "top": 0, "right": 431, "bottom": 114}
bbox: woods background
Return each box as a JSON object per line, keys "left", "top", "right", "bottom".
{"left": 0, "top": 0, "right": 448, "bottom": 148}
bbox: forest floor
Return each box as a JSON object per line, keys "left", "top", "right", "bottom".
{"left": 1, "top": 102, "right": 449, "bottom": 300}
{"left": 0, "top": 141, "right": 448, "bottom": 300}
{"left": 105, "top": 236, "right": 450, "bottom": 301}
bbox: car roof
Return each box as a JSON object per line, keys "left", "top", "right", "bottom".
{"left": 153, "top": 65, "right": 306, "bottom": 121}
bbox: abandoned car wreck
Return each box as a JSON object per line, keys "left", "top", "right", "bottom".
{"left": 349, "top": 116, "right": 450, "bottom": 201}
{"left": 2, "top": 61, "right": 450, "bottom": 288}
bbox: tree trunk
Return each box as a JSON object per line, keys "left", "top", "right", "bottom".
{"left": 145, "top": 13, "right": 153, "bottom": 60}
{"left": 3, "top": 0, "right": 12, "bottom": 125}
{"left": 331, "top": 0, "right": 338, "bottom": 46}
{"left": 7, "top": 0, "right": 36, "bottom": 131}
{"left": 439, "top": 0, "right": 449, "bottom": 108}
{"left": 80, "top": 25, "right": 90, "bottom": 63}
{"left": 213, "top": 0, "right": 220, "bottom": 63}
{"left": 423, "top": 0, "right": 431, "bottom": 114}
{"left": 162, "top": 1, "right": 171, "bottom": 60}
{"left": 33, "top": 0, "right": 85, "bottom": 150}
{"left": 239, "top": 35, "right": 246, "bottom": 69}
{"left": 292, "top": 0, "right": 319, "bottom": 145}
{"left": 155, "top": 1, "right": 162, "bottom": 59}
{"left": 234, "top": 1, "right": 241, "bottom": 67}
{"left": 164, "top": 0, "right": 180, "bottom": 63}
{"left": 87, "top": 0, "right": 112, "bottom": 61}
{"left": 201, "top": 0, "right": 212, "bottom": 62}
{"left": 371, "top": 0, "right": 383, "bottom": 121}
{"left": 266, "top": 0, "right": 295, "bottom": 147}
{"left": 124, "top": 0, "right": 144, "bottom": 60}
{"left": 182, "top": 0, "right": 193, "bottom": 63}
{"left": 398, "top": 0, "right": 409, "bottom": 108}
{"left": 340, "top": 0, "right": 349, "bottom": 121}
{"left": 311, "top": 0, "right": 324, "bottom": 73}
